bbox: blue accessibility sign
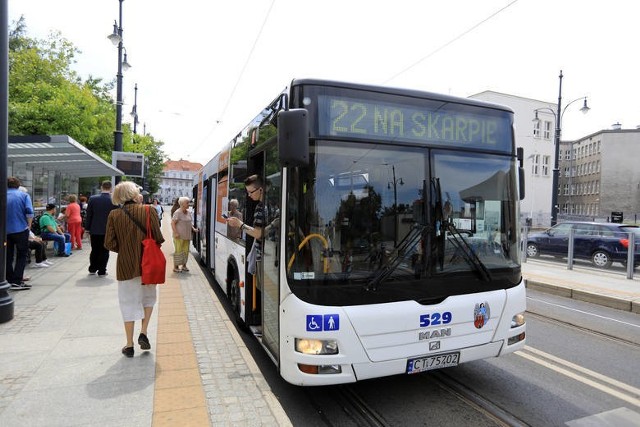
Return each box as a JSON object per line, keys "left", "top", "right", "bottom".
{"left": 306, "top": 314, "right": 340, "bottom": 332}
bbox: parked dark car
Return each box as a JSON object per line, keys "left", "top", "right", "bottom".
{"left": 526, "top": 221, "right": 640, "bottom": 268}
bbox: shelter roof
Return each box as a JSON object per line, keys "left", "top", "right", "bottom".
{"left": 8, "top": 135, "right": 124, "bottom": 177}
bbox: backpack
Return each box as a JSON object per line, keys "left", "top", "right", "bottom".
{"left": 31, "top": 215, "right": 42, "bottom": 236}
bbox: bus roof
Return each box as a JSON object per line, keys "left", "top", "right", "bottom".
{"left": 289, "top": 78, "right": 514, "bottom": 115}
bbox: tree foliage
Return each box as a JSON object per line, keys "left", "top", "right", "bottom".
{"left": 8, "top": 16, "right": 167, "bottom": 192}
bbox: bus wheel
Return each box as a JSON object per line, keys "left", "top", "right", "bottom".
{"left": 229, "top": 278, "right": 248, "bottom": 331}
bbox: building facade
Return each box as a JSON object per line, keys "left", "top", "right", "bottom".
{"left": 157, "top": 159, "right": 203, "bottom": 205}
{"left": 558, "top": 128, "right": 640, "bottom": 224}
{"left": 469, "top": 91, "right": 556, "bottom": 228}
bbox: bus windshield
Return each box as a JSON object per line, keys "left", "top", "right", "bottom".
{"left": 285, "top": 141, "right": 521, "bottom": 306}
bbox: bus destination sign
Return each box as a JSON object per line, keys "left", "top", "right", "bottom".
{"left": 318, "top": 95, "right": 512, "bottom": 151}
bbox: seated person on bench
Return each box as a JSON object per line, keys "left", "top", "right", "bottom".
{"left": 28, "top": 230, "right": 52, "bottom": 267}
{"left": 39, "top": 203, "right": 71, "bottom": 257}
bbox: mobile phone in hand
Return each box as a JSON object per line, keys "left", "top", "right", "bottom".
{"left": 222, "top": 213, "right": 229, "bottom": 219}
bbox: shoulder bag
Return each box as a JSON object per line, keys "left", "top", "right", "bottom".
{"left": 123, "top": 205, "right": 166, "bottom": 285}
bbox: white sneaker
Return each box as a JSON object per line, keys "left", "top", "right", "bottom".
{"left": 43, "top": 260, "right": 54, "bottom": 265}
{"left": 34, "top": 262, "right": 49, "bottom": 268}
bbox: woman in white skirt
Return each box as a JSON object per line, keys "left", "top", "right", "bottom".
{"left": 105, "top": 182, "right": 165, "bottom": 357}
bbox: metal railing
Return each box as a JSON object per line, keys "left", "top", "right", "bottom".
{"left": 522, "top": 226, "right": 637, "bottom": 279}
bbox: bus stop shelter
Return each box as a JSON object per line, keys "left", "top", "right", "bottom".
{"left": 8, "top": 135, "right": 124, "bottom": 208}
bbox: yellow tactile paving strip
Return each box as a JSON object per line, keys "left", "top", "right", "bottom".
{"left": 152, "top": 275, "right": 210, "bottom": 426}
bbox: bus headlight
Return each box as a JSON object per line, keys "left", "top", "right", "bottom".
{"left": 511, "top": 312, "right": 525, "bottom": 328}
{"left": 295, "top": 338, "right": 339, "bottom": 355}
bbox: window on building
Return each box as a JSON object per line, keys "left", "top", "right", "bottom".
{"left": 532, "top": 154, "right": 540, "bottom": 175}
{"left": 533, "top": 120, "right": 540, "bottom": 138}
{"left": 563, "top": 184, "right": 569, "bottom": 195}
{"left": 542, "top": 155, "right": 550, "bottom": 176}
{"left": 543, "top": 121, "right": 552, "bottom": 139}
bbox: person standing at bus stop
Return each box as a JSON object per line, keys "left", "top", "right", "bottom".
{"left": 66, "top": 194, "right": 83, "bottom": 250}
{"left": 227, "top": 175, "right": 265, "bottom": 287}
{"left": 85, "top": 180, "right": 117, "bottom": 277}
{"left": 171, "top": 197, "right": 198, "bottom": 273}
{"left": 6, "top": 177, "right": 35, "bottom": 290}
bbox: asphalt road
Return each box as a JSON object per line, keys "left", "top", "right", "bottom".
{"left": 250, "top": 289, "right": 640, "bottom": 426}
{"left": 202, "top": 253, "right": 640, "bottom": 426}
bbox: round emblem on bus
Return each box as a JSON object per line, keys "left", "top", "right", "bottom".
{"left": 474, "top": 302, "right": 490, "bottom": 329}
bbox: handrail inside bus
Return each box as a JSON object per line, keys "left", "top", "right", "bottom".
{"left": 287, "top": 233, "right": 329, "bottom": 274}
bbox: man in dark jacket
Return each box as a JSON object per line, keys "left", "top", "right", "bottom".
{"left": 85, "top": 180, "right": 117, "bottom": 277}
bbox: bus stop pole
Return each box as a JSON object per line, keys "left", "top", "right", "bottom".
{"left": 0, "top": 0, "right": 16, "bottom": 323}
{"left": 567, "top": 228, "right": 574, "bottom": 270}
{"left": 626, "top": 231, "right": 634, "bottom": 280}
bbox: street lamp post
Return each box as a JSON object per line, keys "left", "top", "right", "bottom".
{"left": 130, "top": 83, "right": 138, "bottom": 135}
{"left": 108, "top": 0, "right": 131, "bottom": 184}
{"left": 0, "top": 0, "right": 15, "bottom": 323}
{"left": 533, "top": 70, "right": 590, "bottom": 226}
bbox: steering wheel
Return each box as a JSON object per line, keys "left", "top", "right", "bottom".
{"left": 287, "top": 233, "right": 329, "bottom": 273}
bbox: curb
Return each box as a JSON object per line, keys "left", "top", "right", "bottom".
{"left": 525, "top": 279, "right": 639, "bottom": 313}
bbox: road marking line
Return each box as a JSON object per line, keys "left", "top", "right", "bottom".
{"left": 515, "top": 348, "right": 640, "bottom": 408}
{"left": 524, "top": 346, "right": 640, "bottom": 396}
{"left": 526, "top": 297, "right": 640, "bottom": 328}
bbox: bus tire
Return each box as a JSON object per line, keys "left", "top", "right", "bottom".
{"left": 228, "top": 276, "right": 248, "bottom": 332}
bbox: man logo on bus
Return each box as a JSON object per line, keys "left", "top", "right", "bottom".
{"left": 474, "top": 302, "right": 490, "bottom": 329}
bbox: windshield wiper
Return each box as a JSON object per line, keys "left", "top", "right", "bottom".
{"left": 444, "top": 222, "right": 491, "bottom": 282}
{"left": 366, "top": 224, "right": 427, "bottom": 291}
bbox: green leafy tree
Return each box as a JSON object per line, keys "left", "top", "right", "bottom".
{"left": 9, "top": 17, "right": 168, "bottom": 194}
{"left": 9, "top": 17, "right": 115, "bottom": 159}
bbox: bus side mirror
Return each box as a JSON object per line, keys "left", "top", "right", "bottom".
{"left": 278, "top": 109, "right": 309, "bottom": 167}
{"left": 517, "top": 147, "right": 525, "bottom": 200}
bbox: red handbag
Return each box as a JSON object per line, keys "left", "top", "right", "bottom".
{"left": 141, "top": 205, "right": 166, "bottom": 284}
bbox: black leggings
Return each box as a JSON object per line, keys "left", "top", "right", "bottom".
{"left": 29, "top": 240, "right": 47, "bottom": 263}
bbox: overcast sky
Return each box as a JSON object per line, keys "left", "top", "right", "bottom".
{"left": 9, "top": 0, "right": 640, "bottom": 164}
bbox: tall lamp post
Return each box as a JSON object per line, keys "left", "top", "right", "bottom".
{"left": 0, "top": 0, "right": 15, "bottom": 323}
{"left": 533, "top": 70, "right": 590, "bottom": 226}
{"left": 130, "top": 83, "right": 139, "bottom": 135}
{"left": 108, "top": 0, "right": 131, "bottom": 184}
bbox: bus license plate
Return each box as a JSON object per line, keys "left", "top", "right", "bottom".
{"left": 407, "top": 352, "right": 460, "bottom": 374}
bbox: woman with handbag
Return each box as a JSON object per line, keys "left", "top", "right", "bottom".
{"left": 105, "top": 181, "right": 165, "bottom": 358}
{"left": 171, "top": 196, "right": 198, "bottom": 273}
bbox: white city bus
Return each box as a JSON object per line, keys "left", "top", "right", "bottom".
{"left": 192, "top": 79, "right": 527, "bottom": 386}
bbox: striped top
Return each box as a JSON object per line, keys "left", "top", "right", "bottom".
{"left": 253, "top": 202, "right": 265, "bottom": 261}
{"left": 105, "top": 203, "right": 165, "bottom": 281}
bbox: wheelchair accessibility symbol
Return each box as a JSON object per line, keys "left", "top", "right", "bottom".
{"left": 306, "top": 314, "right": 340, "bottom": 332}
